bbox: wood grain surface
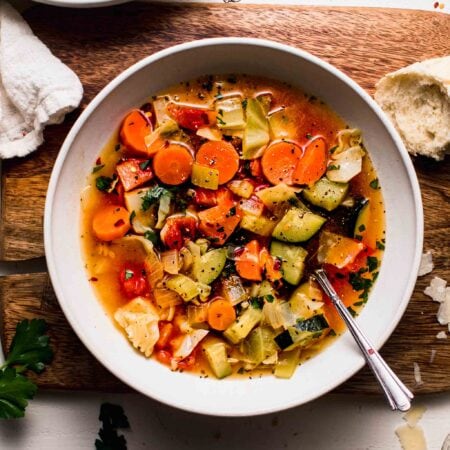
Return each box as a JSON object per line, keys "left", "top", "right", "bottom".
{"left": 0, "top": 3, "right": 449, "bottom": 394}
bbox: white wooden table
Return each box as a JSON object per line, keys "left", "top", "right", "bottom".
{"left": 0, "top": 1, "right": 449, "bottom": 448}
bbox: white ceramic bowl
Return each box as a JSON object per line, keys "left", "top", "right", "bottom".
{"left": 44, "top": 38, "right": 423, "bottom": 417}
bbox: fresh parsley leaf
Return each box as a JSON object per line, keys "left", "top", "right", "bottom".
{"left": 0, "top": 367, "right": 37, "bottom": 419}
{"left": 96, "top": 176, "right": 114, "bottom": 192}
{"left": 241, "top": 99, "right": 248, "bottom": 109}
{"left": 3, "top": 319, "right": 53, "bottom": 374}
{"left": 144, "top": 230, "right": 158, "bottom": 245}
{"left": 347, "top": 307, "right": 357, "bottom": 318}
{"left": 265, "top": 294, "right": 275, "bottom": 303}
{"left": 367, "top": 256, "right": 378, "bottom": 272}
{"left": 95, "top": 403, "right": 130, "bottom": 450}
{"left": 139, "top": 160, "right": 151, "bottom": 171}
{"left": 249, "top": 297, "right": 264, "bottom": 310}
{"left": 124, "top": 270, "right": 134, "bottom": 280}
{"left": 327, "top": 165, "right": 340, "bottom": 171}
{"left": 129, "top": 211, "right": 136, "bottom": 222}
{"left": 141, "top": 185, "right": 175, "bottom": 211}
{"left": 92, "top": 164, "right": 105, "bottom": 174}
{"left": 227, "top": 206, "right": 236, "bottom": 217}
{"left": 216, "top": 116, "right": 226, "bottom": 126}
{"left": 306, "top": 133, "right": 313, "bottom": 139}
{"left": 369, "top": 178, "right": 379, "bottom": 189}
{"left": 376, "top": 240, "right": 385, "bottom": 250}
{"left": 358, "top": 224, "right": 366, "bottom": 232}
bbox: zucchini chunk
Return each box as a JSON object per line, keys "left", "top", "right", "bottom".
{"left": 194, "top": 248, "right": 227, "bottom": 285}
{"left": 270, "top": 241, "right": 307, "bottom": 285}
{"left": 223, "top": 306, "right": 263, "bottom": 344}
{"left": 274, "top": 348, "right": 301, "bottom": 379}
{"left": 240, "top": 214, "right": 278, "bottom": 236}
{"left": 243, "top": 327, "right": 278, "bottom": 365}
{"left": 272, "top": 207, "right": 326, "bottom": 243}
{"left": 203, "top": 340, "right": 232, "bottom": 379}
{"left": 302, "top": 177, "right": 349, "bottom": 211}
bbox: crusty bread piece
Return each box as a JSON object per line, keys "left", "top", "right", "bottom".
{"left": 375, "top": 56, "right": 450, "bottom": 160}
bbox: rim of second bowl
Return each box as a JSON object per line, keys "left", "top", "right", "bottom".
{"left": 44, "top": 37, "right": 424, "bottom": 416}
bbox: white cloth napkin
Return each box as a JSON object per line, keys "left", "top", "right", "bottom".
{"left": 0, "top": 1, "right": 83, "bottom": 159}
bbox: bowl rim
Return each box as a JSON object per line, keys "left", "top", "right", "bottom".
{"left": 44, "top": 37, "right": 424, "bottom": 416}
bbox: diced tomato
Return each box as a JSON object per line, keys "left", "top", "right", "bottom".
{"left": 156, "top": 322, "right": 175, "bottom": 349}
{"left": 235, "top": 240, "right": 262, "bottom": 281}
{"left": 116, "top": 159, "right": 153, "bottom": 192}
{"left": 167, "top": 104, "right": 209, "bottom": 131}
{"left": 198, "top": 198, "right": 241, "bottom": 245}
{"left": 177, "top": 353, "right": 197, "bottom": 370}
{"left": 250, "top": 159, "right": 263, "bottom": 178}
{"left": 194, "top": 187, "right": 232, "bottom": 207}
{"left": 155, "top": 349, "right": 172, "bottom": 366}
{"left": 345, "top": 246, "right": 376, "bottom": 273}
{"left": 160, "top": 216, "right": 197, "bottom": 250}
{"left": 119, "top": 263, "right": 149, "bottom": 298}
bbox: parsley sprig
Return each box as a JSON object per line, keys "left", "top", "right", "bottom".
{"left": 95, "top": 403, "right": 130, "bottom": 450}
{"left": 0, "top": 319, "right": 53, "bottom": 419}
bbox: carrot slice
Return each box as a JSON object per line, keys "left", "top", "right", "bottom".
{"left": 153, "top": 144, "right": 194, "bottom": 185}
{"left": 293, "top": 137, "right": 327, "bottom": 186}
{"left": 198, "top": 199, "right": 241, "bottom": 245}
{"left": 116, "top": 159, "right": 153, "bottom": 192}
{"left": 92, "top": 205, "right": 131, "bottom": 241}
{"left": 235, "top": 240, "right": 262, "bottom": 281}
{"left": 261, "top": 141, "right": 303, "bottom": 185}
{"left": 196, "top": 141, "right": 239, "bottom": 185}
{"left": 120, "top": 110, "right": 152, "bottom": 156}
{"left": 207, "top": 298, "right": 236, "bottom": 331}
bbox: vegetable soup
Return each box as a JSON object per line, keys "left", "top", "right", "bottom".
{"left": 81, "top": 75, "right": 385, "bottom": 379}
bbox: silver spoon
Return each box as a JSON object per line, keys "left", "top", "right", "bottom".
{"left": 313, "top": 268, "right": 413, "bottom": 411}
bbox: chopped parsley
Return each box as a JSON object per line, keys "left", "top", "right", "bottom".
{"left": 96, "top": 176, "right": 115, "bottom": 192}
{"left": 92, "top": 164, "right": 105, "bottom": 173}
{"left": 250, "top": 297, "right": 264, "bottom": 309}
{"left": 139, "top": 160, "right": 152, "bottom": 170}
{"left": 141, "top": 185, "right": 175, "bottom": 211}
{"left": 216, "top": 116, "right": 226, "bottom": 126}
{"left": 329, "top": 145, "right": 338, "bottom": 153}
{"left": 347, "top": 307, "right": 357, "bottom": 318}
{"left": 358, "top": 224, "right": 366, "bottom": 232}
{"left": 124, "top": 269, "right": 134, "bottom": 280}
{"left": 265, "top": 294, "right": 275, "bottom": 303}
{"left": 376, "top": 240, "right": 385, "bottom": 250}
{"left": 144, "top": 230, "right": 159, "bottom": 245}
{"left": 227, "top": 206, "right": 237, "bottom": 217}
{"left": 129, "top": 211, "right": 136, "bottom": 222}
{"left": 327, "top": 165, "right": 340, "bottom": 171}
{"left": 241, "top": 99, "right": 248, "bottom": 109}
{"left": 306, "top": 133, "right": 313, "bottom": 139}
{"left": 367, "top": 256, "right": 379, "bottom": 272}
{"left": 369, "top": 178, "right": 380, "bottom": 189}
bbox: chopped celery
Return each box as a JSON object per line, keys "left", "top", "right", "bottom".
{"left": 242, "top": 98, "right": 270, "bottom": 159}
{"left": 240, "top": 214, "right": 278, "bottom": 236}
{"left": 165, "top": 274, "right": 199, "bottom": 301}
{"left": 203, "top": 340, "right": 232, "bottom": 379}
{"left": 191, "top": 163, "right": 219, "bottom": 190}
{"left": 223, "top": 307, "right": 263, "bottom": 344}
{"left": 195, "top": 238, "right": 210, "bottom": 255}
{"left": 274, "top": 349, "right": 301, "bottom": 378}
{"left": 215, "top": 96, "right": 245, "bottom": 130}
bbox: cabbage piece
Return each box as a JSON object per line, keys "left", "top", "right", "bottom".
{"left": 173, "top": 329, "right": 209, "bottom": 359}
{"left": 114, "top": 297, "right": 160, "bottom": 357}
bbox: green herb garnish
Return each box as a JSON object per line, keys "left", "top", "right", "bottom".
{"left": 139, "top": 160, "right": 151, "bottom": 171}
{"left": 367, "top": 256, "right": 378, "bottom": 272}
{"left": 376, "top": 240, "right": 385, "bottom": 250}
{"left": 96, "top": 176, "right": 115, "bottom": 192}
{"left": 327, "top": 165, "right": 340, "bottom": 171}
{"left": 241, "top": 99, "right": 248, "bottom": 109}
{"left": 95, "top": 403, "right": 130, "bottom": 450}
{"left": 124, "top": 269, "right": 134, "bottom": 280}
{"left": 249, "top": 297, "right": 264, "bottom": 309}
{"left": 0, "top": 319, "right": 53, "bottom": 418}
{"left": 92, "top": 164, "right": 105, "bottom": 174}
{"left": 141, "top": 185, "right": 175, "bottom": 211}
{"left": 358, "top": 224, "right": 366, "bottom": 232}
{"left": 369, "top": 178, "right": 380, "bottom": 189}
{"left": 144, "top": 230, "right": 158, "bottom": 245}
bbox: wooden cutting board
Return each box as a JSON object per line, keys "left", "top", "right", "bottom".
{"left": 0, "top": 3, "right": 449, "bottom": 394}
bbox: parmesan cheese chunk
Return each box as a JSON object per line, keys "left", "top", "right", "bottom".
{"left": 424, "top": 277, "right": 447, "bottom": 303}
{"left": 418, "top": 251, "right": 434, "bottom": 276}
{"left": 403, "top": 405, "right": 427, "bottom": 427}
{"left": 436, "top": 331, "right": 448, "bottom": 339}
{"left": 114, "top": 297, "right": 160, "bottom": 357}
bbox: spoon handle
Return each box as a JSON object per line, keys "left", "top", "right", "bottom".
{"left": 314, "top": 269, "right": 413, "bottom": 412}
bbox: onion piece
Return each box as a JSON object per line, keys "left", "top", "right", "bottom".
{"left": 173, "top": 329, "right": 209, "bottom": 359}
{"left": 161, "top": 249, "right": 181, "bottom": 275}
{"left": 222, "top": 275, "right": 249, "bottom": 305}
{"left": 196, "top": 126, "right": 223, "bottom": 141}
{"left": 326, "top": 147, "right": 364, "bottom": 183}
{"left": 153, "top": 287, "right": 182, "bottom": 308}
